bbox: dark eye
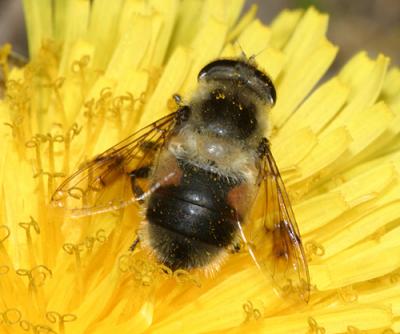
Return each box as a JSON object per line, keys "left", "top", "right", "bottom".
{"left": 198, "top": 59, "right": 277, "bottom": 106}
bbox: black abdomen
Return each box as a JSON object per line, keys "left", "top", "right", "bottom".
{"left": 146, "top": 161, "right": 239, "bottom": 270}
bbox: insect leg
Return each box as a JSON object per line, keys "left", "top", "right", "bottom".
{"left": 257, "top": 137, "right": 270, "bottom": 158}
{"left": 129, "top": 166, "right": 151, "bottom": 203}
{"left": 229, "top": 242, "right": 242, "bottom": 254}
{"left": 129, "top": 236, "right": 140, "bottom": 251}
{"left": 128, "top": 165, "right": 152, "bottom": 252}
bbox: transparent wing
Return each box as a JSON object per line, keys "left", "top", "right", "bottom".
{"left": 51, "top": 112, "right": 179, "bottom": 217}
{"left": 239, "top": 144, "right": 310, "bottom": 302}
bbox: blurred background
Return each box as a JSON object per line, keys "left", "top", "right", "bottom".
{"left": 0, "top": 0, "right": 399, "bottom": 70}
{"left": 244, "top": 0, "right": 400, "bottom": 71}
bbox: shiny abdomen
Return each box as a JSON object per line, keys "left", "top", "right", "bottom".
{"left": 145, "top": 160, "right": 239, "bottom": 270}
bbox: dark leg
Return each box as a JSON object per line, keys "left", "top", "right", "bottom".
{"left": 129, "top": 166, "right": 151, "bottom": 179}
{"left": 129, "top": 236, "right": 140, "bottom": 251}
{"left": 129, "top": 166, "right": 151, "bottom": 203}
{"left": 257, "top": 137, "right": 269, "bottom": 158}
{"left": 229, "top": 242, "right": 242, "bottom": 254}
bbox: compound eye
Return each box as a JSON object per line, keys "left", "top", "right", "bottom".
{"left": 251, "top": 66, "right": 276, "bottom": 107}
{"left": 198, "top": 59, "right": 277, "bottom": 107}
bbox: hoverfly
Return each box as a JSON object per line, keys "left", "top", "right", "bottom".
{"left": 52, "top": 58, "right": 310, "bottom": 301}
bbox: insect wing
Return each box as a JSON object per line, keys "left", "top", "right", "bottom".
{"left": 51, "top": 112, "right": 179, "bottom": 217}
{"left": 240, "top": 146, "right": 310, "bottom": 302}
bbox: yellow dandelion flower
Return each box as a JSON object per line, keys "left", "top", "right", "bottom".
{"left": 0, "top": 1, "right": 399, "bottom": 333}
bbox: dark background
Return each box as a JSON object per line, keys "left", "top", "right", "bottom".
{"left": 1, "top": 0, "right": 399, "bottom": 69}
